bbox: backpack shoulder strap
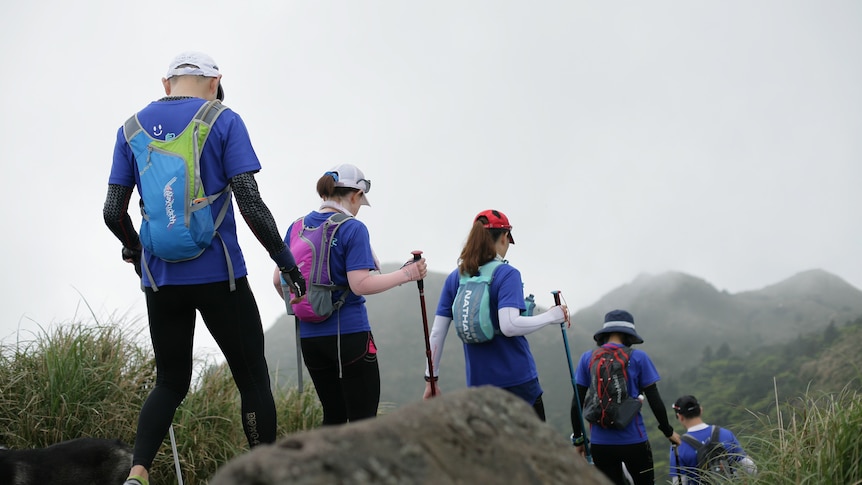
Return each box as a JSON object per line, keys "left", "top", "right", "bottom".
{"left": 328, "top": 212, "right": 352, "bottom": 224}
{"left": 123, "top": 114, "right": 145, "bottom": 143}
{"left": 589, "top": 346, "right": 606, "bottom": 365}
{"left": 620, "top": 345, "right": 634, "bottom": 359}
{"left": 479, "top": 259, "right": 505, "bottom": 279}
{"left": 290, "top": 217, "right": 305, "bottom": 237}
{"left": 681, "top": 433, "right": 703, "bottom": 450}
{"left": 478, "top": 259, "right": 505, "bottom": 277}
{"left": 709, "top": 425, "right": 721, "bottom": 442}
{"left": 458, "top": 260, "right": 502, "bottom": 283}
{"left": 194, "top": 99, "right": 227, "bottom": 126}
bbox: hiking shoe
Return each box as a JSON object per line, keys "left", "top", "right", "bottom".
{"left": 123, "top": 477, "right": 148, "bottom": 485}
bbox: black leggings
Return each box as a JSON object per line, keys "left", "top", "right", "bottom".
{"left": 132, "top": 277, "right": 276, "bottom": 469}
{"left": 591, "top": 441, "right": 655, "bottom": 485}
{"left": 301, "top": 331, "right": 380, "bottom": 425}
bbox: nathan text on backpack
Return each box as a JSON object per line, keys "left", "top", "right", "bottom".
{"left": 452, "top": 260, "right": 505, "bottom": 344}
{"left": 583, "top": 345, "right": 642, "bottom": 429}
{"left": 123, "top": 100, "right": 235, "bottom": 290}
{"left": 288, "top": 213, "right": 353, "bottom": 322}
{"left": 681, "top": 425, "right": 734, "bottom": 482}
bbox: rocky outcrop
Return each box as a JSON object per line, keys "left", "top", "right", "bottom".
{"left": 210, "top": 386, "right": 609, "bottom": 484}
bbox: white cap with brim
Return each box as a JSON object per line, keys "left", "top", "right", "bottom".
{"left": 165, "top": 51, "right": 224, "bottom": 101}
{"left": 327, "top": 163, "right": 371, "bottom": 206}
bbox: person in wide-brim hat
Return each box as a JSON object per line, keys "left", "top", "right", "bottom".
{"left": 593, "top": 309, "right": 645, "bottom": 345}
{"left": 571, "top": 309, "right": 681, "bottom": 485}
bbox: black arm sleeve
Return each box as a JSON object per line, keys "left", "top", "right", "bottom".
{"left": 570, "top": 384, "right": 589, "bottom": 437}
{"left": 230, "top": 172, "right": 296, "bottom": 269}
{"left": 103, "top": 184, "right": 141, "bottom": 249}
{"left": 643, "top": 383, "right": 675, "bottom": 437}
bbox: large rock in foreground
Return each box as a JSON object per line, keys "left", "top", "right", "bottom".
{"left": 210, "top": 386, "right": 609, "bottom": 484}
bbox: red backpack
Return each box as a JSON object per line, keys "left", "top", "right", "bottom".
{"left": 583, "top": 345, "right": 642, "bottom": 429}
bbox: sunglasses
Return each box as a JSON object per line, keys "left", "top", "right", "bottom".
{"left": 355, "top": 178, "right": 371, "bottom": 194}
{"left": 326, "top": 172, "right": 371, "bottom": 194}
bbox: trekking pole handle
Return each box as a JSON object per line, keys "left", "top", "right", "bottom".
{"left": 412, "top": 250, "right": 424, "bottom": 291}
{"left": 552, "top": 290, "right": 570, "bottom": 327}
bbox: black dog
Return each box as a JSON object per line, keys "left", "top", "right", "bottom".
{"left": 0, "top": 437, "right": 132, "bottom": 485}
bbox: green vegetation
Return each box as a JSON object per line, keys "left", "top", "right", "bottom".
{"left": 0, "top": 321, "right": 322, "bottom": 484}
{"left": 3, "top": 319, "right": 859, "bottom": 484}
{"left": 644, "top": 316, "right": 862, "bottom": 482}
{"left": 748, "top": 385, "right": 862, "bottom": 484}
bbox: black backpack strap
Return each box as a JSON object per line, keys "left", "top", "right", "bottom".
{"left": 681, "top": 433, "right": 703, "bottom": 450}
{"left": 710, "top": 425, "right": 721, "bottom": 442}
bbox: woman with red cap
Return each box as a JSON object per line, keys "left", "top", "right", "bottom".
{"left": 422, "top": 209, "right": 568, "bottom": 420}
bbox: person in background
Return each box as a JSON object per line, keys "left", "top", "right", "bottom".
{"left": 274, "top": 163, "right": 427, "bottom": 425}
{"left": 570, "top": 310, "right": 681, "bottom": 485}
{"left": 104, "top": 51, "right": 304, "bottom": 485}
{"left": 670, "top": 395, "right": 757, "bottom": 484}
{"left": 422, "top": 209, "right": 568, "bottom": 421}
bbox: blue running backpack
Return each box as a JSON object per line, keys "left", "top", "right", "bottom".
{"left": 123, "top": 100, "right": 234, "bottom": 290}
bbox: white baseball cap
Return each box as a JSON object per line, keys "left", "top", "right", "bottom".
{"left": 326, "top": 163, "right": 371, "bottom": 206}
{"left": 165, "top": 51, "right": 224, "bottom": 101}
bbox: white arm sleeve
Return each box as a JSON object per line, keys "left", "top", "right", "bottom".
{"left": 739, "top": 456, "right": 757, "bottom": 476}
{"left": 498, "top": 306, "right": 566, "bottom": 337}
{"left": 425, "top": 315, "right": 451, "bottom": 378}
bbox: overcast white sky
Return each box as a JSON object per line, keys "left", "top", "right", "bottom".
{"left": 1, "top": 1, "right": 860, "bottom": 356}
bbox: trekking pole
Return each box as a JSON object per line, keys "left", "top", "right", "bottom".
{"left": 280, "top": 275, "right": 304, "bottom": 393}
{"left": 553, "top": 290, "right": 592, "bottom": 464}
{"left": 169, "top": 424, "right": 184, "bottom": 485}
{"left": 412, "top": 250, "right": 436, "bottom": 396}
{"left": 294, "top": 316, "right": 303, "bottom": 394}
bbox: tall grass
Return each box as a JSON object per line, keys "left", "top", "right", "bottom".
{"left": 0, "top": 322, "right": 152, "bottom": 446}
{"left": 745, "top": 381, "right": 862, "bottom": 485}
{"left": 0, "top": 320, "right": 322, "bottom": 484}
{"left": 9, "top": 321, "right": 859, "bottom": 484}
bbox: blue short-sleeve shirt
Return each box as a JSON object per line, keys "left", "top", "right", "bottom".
{"left": 575, "top": 343, "right": 661, "bottom": 445}
{"left": 285, "top": 211, "right": 377, "bottom": 338}
{"left": 436, "top": 263, "right": 538, "bottom": 389}
{"left": 108, "top": 98, "right": 261, "bottom": 287}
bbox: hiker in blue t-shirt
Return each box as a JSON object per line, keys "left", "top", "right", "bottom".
{"left": 571, "top": 310, "right": 681, "bottom": 485}
{"left": 670, "top": 395, "right": 757, "bottom": 484}
{"left": 104, "top": 52, "right": 305, "bottom": 485}
{"left": 273, "top": 164, "right": 427, "bottom": 425}
{"left": 423, "top": 209, "right": 568, "bottom": 420}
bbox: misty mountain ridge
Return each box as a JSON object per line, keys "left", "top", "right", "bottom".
{"left": 568, "top": 269, "right": 861, "bottom": 343}
{"left": 263, "top": 267, "right": 862, "bottom": 435}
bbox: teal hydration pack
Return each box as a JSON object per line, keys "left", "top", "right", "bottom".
{"left": 123, "top": 100, "right": 234, "bottom": 291}
{"left": 452, "top": 260, "right": 505, "bottom": 344}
